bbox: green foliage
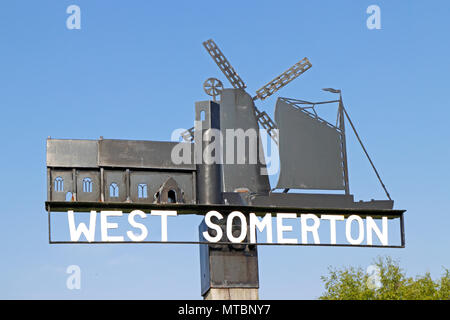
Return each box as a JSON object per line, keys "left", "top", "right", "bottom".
{"left": 319, "top": 256, "right": 449, "bottom": 300}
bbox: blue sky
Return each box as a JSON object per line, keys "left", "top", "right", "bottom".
{"left": 0, "top": 0, "right": 449, "bottom": 299}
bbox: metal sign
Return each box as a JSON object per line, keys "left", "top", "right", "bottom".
{"left": 47, "top": 205, "right": 405, "bottom": 248}
{"left": 44, "top": 39, "right": 406, "bottom": 298}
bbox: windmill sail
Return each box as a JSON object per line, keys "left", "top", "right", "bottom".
{"left": 203, "top": 39, "right": 247, "bottom": 89}
{"left": 253, "top": 58, "right": 312, "bottom": 101}
{"left": 275, "top": 98, "right": 346, "bottom": 190}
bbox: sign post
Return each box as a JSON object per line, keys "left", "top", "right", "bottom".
{"left": 44, "top": 39, "right": 405, "bottom": 300}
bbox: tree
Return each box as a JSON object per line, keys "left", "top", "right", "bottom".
{"left": 319, "top": 256, "right": 449, "bottom": 300}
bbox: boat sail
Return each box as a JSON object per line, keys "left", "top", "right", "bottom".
{"left": 275, "top": 97, "right": 347, "bottom": 191}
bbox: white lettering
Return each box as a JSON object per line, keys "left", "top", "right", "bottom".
{"left": 151, "top": 210, "right": 177, "bottom": 242}
{"left": 301, "top": 214, "right": 321, "bottom": 244}
{"left": 249, "top": 213, "right": 273, "bottom": 243}
{"left": 366, "top": 216, "right": 388, "bottom": 245}
{"left": 226, "top": 211, "right": 247, "bottom": 243}
{"left": 277, "top": 213, "right": 298, "bottom": 244}
{"left": 346, "top": 215, "right": 365, "bottom": 245}
{"left": 68, "top": 210, "right": 97, "bottom": 242}
{"left": 100, "top": 211, "right": 124, "bottom": 242}
{"left": 126, "top": 210, "right": 148, "bottom": 242}
{"left": 321, "top": 215, "right": 344, "bottom": 244}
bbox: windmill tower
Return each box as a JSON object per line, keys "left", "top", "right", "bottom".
{"left": 184, "top": 39, "right": 312, "bottom": 195}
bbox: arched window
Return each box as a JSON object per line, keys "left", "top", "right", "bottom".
{"left": 110, "top": 182, "right": 119, "bottom": 198}
{"left": 83, "top": 177, "right": 92, "bottom": 193}
{"left": 167, "top": 190, "right": 177, "bottom": 203}
{"left": 138, "top": 183, "right": 147, "bottom": 199}
{"left": 54, "top": 177, "right": 64, "bottom": 192}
